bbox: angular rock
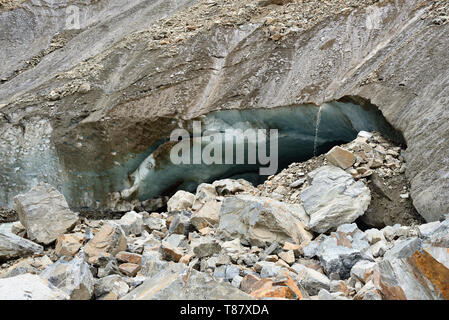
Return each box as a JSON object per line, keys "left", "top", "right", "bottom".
{"left": 118, "top": 211, "right": 143, "bottom": 236}
{"left": 116, "top": 252, "right": 142, "bottom": 265}
{"left": 122, "top": 263, "right": 254, "bottom": 300}
{"left": 301, "top": 166, "right": 371, "bottom": 233}
{"left": 84, "top": 223, "right": 127, "bottom": 265}
{"left": 194, "top": 183, "right": 218, "bottom": 207}
{"left": 94, "top": 275, "right": 129, "bottom": 299}
{"left": 247, "top": 270, "right": 303, "bottom": 300}
{"left": 0, "top": 274, "right": 69, "bottom": 300}
{"left": 119, "top": 263, "right": 141, "bottom": 277}
{"left": 325, "top": 146, "right": 356, "bottom": 169}
{"left": 371, "top": 238, "right": 449, "bottom": 299}
{"left": 291, "top": 263, "right": 330, "bottom": 295}
{"left": 212, "top": 179, "right": 253, "bottom": 196}
{"left": 0, "top": 230, "right": 43, "bottom": 260}
{"left": 11, "top": 221, "right": 26, "bottom": 237}
{"left": 278, "top": 250, "right": 295, "bottom": 265}
{"left": 13, "top": 183, "right": 79, "bottom": 245}
{"left": 219, "top": 195, "right": 311, "bottom": 247}
{"left": 303, "top": 224, "right": 373, "bottom": 279}
{"left": 167, "top": 191, "right": 195, "bottom": 212}
{"left": 40, "top": 256, "right": 95, "bottom": 300}
{"left": 55, "top": 233, "right": 83, "bottom": 257}
{"left": 140, "top": 251, "right": 169, "bottom": 277}
{"left": 191, "top": 201, "right": 221, "bottom": 230}
{"left": 192, "top": 238, "right": 221, "bottom": 258}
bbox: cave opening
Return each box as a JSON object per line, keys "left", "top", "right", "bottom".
{"left": 122, "top": 96, "right": 406, "bottom": 203}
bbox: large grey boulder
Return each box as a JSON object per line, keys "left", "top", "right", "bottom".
{"left": 41, "top": 256, "right": 95, "bottom": 300}
{"left": 301, "top": 166, "right": 371, "bottom": 233}
{"left": 218, "top": 195, "right": 312, "bottom": 246}
{"left": 0, "top": 230, "right": 43, "bottom": 260}
{"left": 13, "top": 183, "right": 79, "bottom": 245}
{"left": 122, "top": 263, "right": 254, "bottom": 300}
{"left": 0, "top": 274, "right": 69, "bottom": 300}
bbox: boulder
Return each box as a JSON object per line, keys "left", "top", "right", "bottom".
{"left": 371, "top": 238, "right": 449, "bottom": 300}
{"left": 167, "top": 191, "right": 195, "bottom": 212}
{"left": 122, "top": 263, "right": 254, "bottom": 300}
{"left": 84, "top": 223, "right": 127, "bottom": 265}
{"left": 0, "top": 230, "right": 43, "bottom": 260}
{"left": 13, "top": 183, "right": 79, "bottom": 245}
{"left": 301, "top": 166, "right": 371, "bottom": 233}
{"left": 40, "top": 256, "right": 95, "bottom": 300}
{"left": 0, "top": 274, "right": 69, "bottom": 300}
{"left": 218, "top": 195, "right": 312, "bottom": 247}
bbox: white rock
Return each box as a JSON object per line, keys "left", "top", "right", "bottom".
{"left": 0, "top": 274, "right": 69, "bottom": 300}
{"left": 118, "top": 211, "right": 143, "bottom": 236}
{"left": 167, "top": 190, "right": 195, "bottom": 212}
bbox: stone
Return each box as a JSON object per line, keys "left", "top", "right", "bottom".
{"left": 350, "top": 260, "right": 376, "bottom": 284}
{"left": 118, "top": 211, "right": 143, "bottom": 236}
{"left": 55, "top": 233, "right": 83, "bottom": 257}
{"left": 303, "top": 224, "right": 373, "bottom": 279}
{"left": 191, "top": 201, "right": 221, "bottom": 230}
{"left": 278, "top": 250, "right": 295, "bottom": 265}
{"left": 192, "top": 238, "right": 221, "bottom": 258}
{"left": 247, "top": 270, "right": 303, "bottom": 300}
{"left": 364, "top": 228, "right": 386, "bottom": 245}
{"left": 231, "top": 275, "right": 243, "bottom": 288}
{"left": 140, "top": 251, "right": 169, "bottom": 277}
{"left": 291, "top": 263, "right": 330, "bottom": 295}
{"left": 84, "top": 223, "right": 127, "bottom": 265}
{"left": 317, "top": 289, "right": 350, "bottom": 300}
{"left": 367, "top": 237, "right": 449, "bottom": 299}
{"left": 122, "top": 263, "right": 253, "bottom": 300}
{"left": 11, "top": 221, "right": 26, "bottom": 237}
{"left": 194, "top": 183, "right": 218, "bottom": 206}
{"left": 143, "top": 215, "right": 166, "bottom": 232}
{"left": 418, "top": 221, "right": 441, "bottom": 238}
{"left": 168, "top": 212, "right": 193, "bottom": 235}
{"left": 301, "top": 166, "right": 371, "bottom": 233}
{"left": 325, "top": 146, "right": 356, "bottom": 169}
{"left": 221, "top": 238, "right": 245, "bottom": 260}
{"left": 119, "top": 263, "right": 141, "bottom": 277}
{"left": 0, "top": 230, "right": 43, "bottom": 260}
{"left": 116, "top": 251, "right": 142, "bottom": 265}
{"left": 353, "top": 280, "right": 382, "bottom": 300}
{"left": 257, "top": 261, "right": 282, "bottom": 278}
{"left": 94, "top": 275, "right": 129, "bottom": 299}
{"left": 212, "top": 179, "right": 253, "bottom": 196}
{"left": 41, "top": 256, "right": 95, "bottom": 300}
{"left": 167, "top": 191, "right": 195, "bottom": 212}
{"left": 289, "top": 178, "right": 306, "bottom": 188}
{"left": 13, "top": 183, "right": 79, "bottom": 245}
{"left": 219, "top": 195, "right": 311, "bottom": 247}
{"left": 0, "top": 274, "right": 69, "bottom": 300}
{"left": 96, "top": 256, "right": 121, "bottom": 278}
{"left": 225, "top": 264, "right": 241, "bottom": 280}
{"left": 161, "top": 240, "right": 184, "bottom": 262}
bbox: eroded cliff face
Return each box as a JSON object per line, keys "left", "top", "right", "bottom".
{"left": 0, "top": 0, "right": 447, "bottom": 221}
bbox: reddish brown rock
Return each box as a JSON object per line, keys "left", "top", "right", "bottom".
{"left": 119, "top": 263, "right": 141, "bottom": 277}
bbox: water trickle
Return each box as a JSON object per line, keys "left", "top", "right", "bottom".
{"left": 313, "top": 105, "right": 323, "bottom": 156}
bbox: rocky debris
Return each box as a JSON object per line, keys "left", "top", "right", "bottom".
{"left": 291, "top": 263, "right": 330, "bottom": 296}
{"left": 0, "top": 131, "right": 448, "bottom": 300}
{"left": 304, "top": 224, "right": 373, "bottom": 279}
{"left": 191, "top": 201, "right": 221, "bottom": 230}
{"left": 94, "top": 275, "right": 129, "bottom": 300}
{"left": 0, "top": 273, "right": 69, "bottom": 300}
{"left": 122, "top": 263, "right": 254, "bottom": 300}
{"left": 118, "top": 211, "right": 143, "bottom": 236}
{"left": 219, "top": 195, "right": 312, "bottom": 247}
{"left": 0, "top": 230, "right": 43, "bottom": 260}
{"left": 167, "top": 191, "right": 195, "bottom": 212}
{"left": 84, "top": 223, "right": 127, "bottom": 265}
{"left": 301, "top": 166, "right": 371, "bottom": 233}
{"left": 55, "top": 233, "right": 84, "bottom": 257}
{"left": 13, "top": 183, "right": 79, "bottom": 245}
{"left": 41, "top": 256, "right": 95, "bottom": 300}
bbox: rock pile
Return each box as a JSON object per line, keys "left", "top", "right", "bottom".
{"left": 0, "top": 132, "right": 447, "bottom": 300}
